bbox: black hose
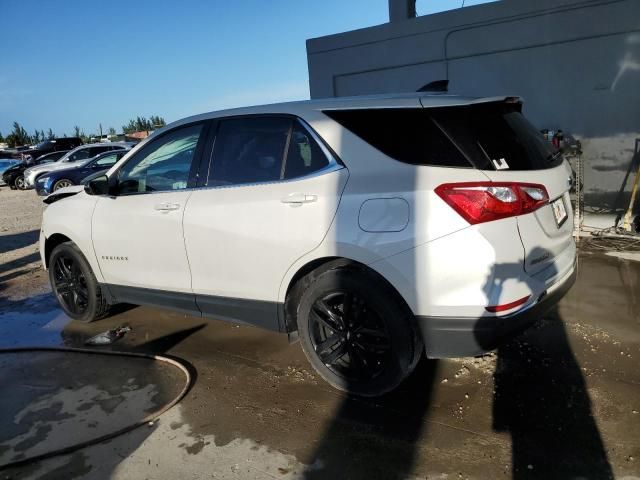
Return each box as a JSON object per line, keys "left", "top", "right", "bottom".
{"left": 0, "top": 347, "right": 193, "bottom": 470}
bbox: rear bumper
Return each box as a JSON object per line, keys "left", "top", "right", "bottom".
{"left": 416, "top": 260, "right": 577, "bottom": 358}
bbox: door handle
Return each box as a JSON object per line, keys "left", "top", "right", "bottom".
{"left": 281, "top": 193, "right": 317, "bottom": 205}
{"left": 154, "top": 202, "right": 181, "bottom": 211}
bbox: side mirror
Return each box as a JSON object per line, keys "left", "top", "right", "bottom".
{"left": 84, "top": 174, "right": 117, "bottom": 196}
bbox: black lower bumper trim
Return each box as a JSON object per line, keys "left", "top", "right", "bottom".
{"left": 416, "top": 265, "right": 577, "bottom": 358}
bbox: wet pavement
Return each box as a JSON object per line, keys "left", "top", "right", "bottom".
{"left": 0, "top": 249, "right": 638, "bottom": 479}
{"left": 0, "top": 350, "right": 188, "bottom": 468}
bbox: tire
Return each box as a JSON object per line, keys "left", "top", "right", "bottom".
{"left": 49, "top": 241, "right": 111, "bottom": 322}
{"left": 14, "top": 175, "right": 26, "bottom": 190}
{"left": 53, "top": 179, "right": 74, "bottom": 191}
{"left": 296, "top": 261, "right": 423, "bottom": 397}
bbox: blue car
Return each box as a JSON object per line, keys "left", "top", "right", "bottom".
{"left": 35, "top": 149, "right": 128, "bottom": 195}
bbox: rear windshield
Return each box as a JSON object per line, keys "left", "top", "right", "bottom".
{"left": 324, "top": 103, "right": 562, "bottom": 171}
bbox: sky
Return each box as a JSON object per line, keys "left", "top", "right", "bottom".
{"left": 0, "top": 0, "right": 494, "bottom": 137}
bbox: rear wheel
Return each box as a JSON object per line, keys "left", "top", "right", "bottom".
{"left": 49, "top": 242, "right": 111, "bottom": 322}
{"left": 53, "top": 179, "right": 74, "bottom": 191}
{"left": 14, "top": 175, "right": 26, "bottom": 190}
{"left": 296, "top": 262, "right": 422, "bottom": 396}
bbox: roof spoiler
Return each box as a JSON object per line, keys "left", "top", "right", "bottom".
{"left": 417, "top": 80, "right": 449, "bottom": 93}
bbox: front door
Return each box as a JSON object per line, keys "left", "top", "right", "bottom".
{"left": 92, "top": 123, "right": 206, "bottom": 300}
{"left": 184, "top": 116, "right": 347, "bottom": 329}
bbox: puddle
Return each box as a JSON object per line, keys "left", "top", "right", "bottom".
{"left": 0, "top": 350, "right": 189, "bottom": 467}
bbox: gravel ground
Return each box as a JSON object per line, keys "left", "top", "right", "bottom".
{"left": 0, "top": 186, "right": 50, "bottom": 305}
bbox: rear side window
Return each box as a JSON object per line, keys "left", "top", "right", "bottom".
{"left": 68, "top": 148, "right": 91, "bottom": 161}
{"left": 323, "top": 108, "right": 470, "bottom": 167}
{"left": 325, "top": 104, "right": 560, "bottom": 171}
{"left": 432, "top": 103, "right": 561, "bottom": 171}
{"left": 208, "top": 117, "right": 331, "bottom": 186}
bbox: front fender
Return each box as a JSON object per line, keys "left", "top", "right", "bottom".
{"left": 41, "top": 192, "right": 103, "bottom": 282}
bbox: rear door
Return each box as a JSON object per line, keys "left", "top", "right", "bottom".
{"left": 183, "top": 116, "right": 347, "bottom": 329}
{"left": 432, "top": 101, "right": 574, "bottom": 275}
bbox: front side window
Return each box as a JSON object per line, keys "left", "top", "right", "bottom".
{"left": 117, "top": 124, "right": 202, "bottom": 194}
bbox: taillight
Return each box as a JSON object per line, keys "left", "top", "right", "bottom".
{"left": 435, "top": 182, "right": 549, "bottom": 225}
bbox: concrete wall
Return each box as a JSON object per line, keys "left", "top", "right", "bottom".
{"left": 306, "top": 0, "right": 640, "bottom": 212}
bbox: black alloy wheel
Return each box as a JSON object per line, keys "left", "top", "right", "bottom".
{"left": 296, "top": 261, "right": 422, "bottom": 396}
{"left": 309, "top": 291, "right": 392, "bottom": 382}
{"left": 52, "top": 254, "right": 89, "bottom": 316}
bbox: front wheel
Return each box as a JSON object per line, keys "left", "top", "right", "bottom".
{"left": 296, "top": 263, "right": 423, "bottom": 397}
{"left": 49, "top": 242, "right": 111, "bottom": 322}
{"left": 14, "top": 175, "right": 26, "bottom": 190}
{"left": 53, "top": 179, "right": 74, "bottom": 191}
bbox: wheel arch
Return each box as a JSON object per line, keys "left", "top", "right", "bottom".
{"left": 282, "top": 256, "right": 414, "bottom": 333}
{"left": 44, "top": 233, "right": 73, "bottom": 268}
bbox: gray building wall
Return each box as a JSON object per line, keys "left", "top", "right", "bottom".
{"left": 306, "top": 0, "right": 640, "bottom": 211}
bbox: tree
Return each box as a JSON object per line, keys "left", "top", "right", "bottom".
{"left": 5, "top": 121, "right": 30, "bottom": 147}
{"left": 108, "top": 127, "right": 116, "bottom": 135}
{"left": 0, "top": 131, "right": 4, "bottom": 143}
{"left": 73, "top": 126, "right": 81, "bottom": 138}
{"left": 122, "top": 115, "right": 166, "bottom": 134}
{"left": 47, "top": 128, "right": 55, "bottom": 140}
{"left": 149, "top": 115, "right": 166, "bottom": 128}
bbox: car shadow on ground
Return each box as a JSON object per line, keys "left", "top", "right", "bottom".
{"left": 304, "top": 357, "right": 438, "bottom": 479}
{"left": 304, "top": 250, "right": 612, "bottom": 479}
{"left": 491, "top": 306, "right": 613, "bottom": 479}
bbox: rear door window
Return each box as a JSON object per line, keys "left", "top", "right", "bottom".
{"left": 283, "top": 123, "right": 330, "bottom": 179}
{"left": 208, "top": 117, "right": 333, "bottom": 186}
{"left": 208, "top": 117, "right": 291, "bottom": 186}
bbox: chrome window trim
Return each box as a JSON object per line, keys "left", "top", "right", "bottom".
{"left": 104, "top": 115, "right": 345, "bottom": 197}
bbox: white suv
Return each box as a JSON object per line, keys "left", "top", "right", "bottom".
{"left": 40, "top": 93, "right": 576, "bottom": 396}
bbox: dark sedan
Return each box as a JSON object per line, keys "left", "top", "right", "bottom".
{"left": 35, "top": 150, "right": 127, "bottom": 195}
{"left": 2, "top": 150, "right": 69, "bottom": 189}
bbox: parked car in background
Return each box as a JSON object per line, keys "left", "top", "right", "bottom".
{"left": 24, "top": 143, "right": 134, "bottom": 189}
{"left": 35, "top": 149, "right": 129, "bottom": 195}
{"left": 0, "top": 159, "right": 21, "bottom": 186}
{"left": 13, "top": 137, "right": 82, "bottom": 161}
{"left": 2, "top": 150, "right": 69, "bottom": 189}
{"left": 39, "top": 93, "right": 576, "bottom": 396}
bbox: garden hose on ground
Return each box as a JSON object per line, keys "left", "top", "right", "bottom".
{"left": 0, "top": 347, "right": 193, "bottom": 470}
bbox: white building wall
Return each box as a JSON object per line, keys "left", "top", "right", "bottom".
{"left": 307, "top": 0, "right": 640, "bottom": 211}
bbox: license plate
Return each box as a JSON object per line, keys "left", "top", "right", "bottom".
{"left": 551, "top": 197, "right": 568, "bottom": 227}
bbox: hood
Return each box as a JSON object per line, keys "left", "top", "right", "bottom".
{"left": 43, "top": 185, "right": 85, "bottom": 205}
{"left": 28, "top": 160, "right": 86, "bottom": 176}
{"left": 3, "top": 163, "right": 23, "bottom": 174}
